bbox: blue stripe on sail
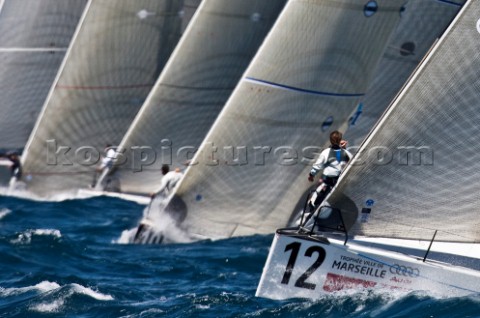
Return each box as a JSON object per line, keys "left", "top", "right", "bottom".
{"left": 435, "top": 0, "right": 463, "bottom": 6}
{"left": 244, "top": 77, "right": 365, "bottom": 98}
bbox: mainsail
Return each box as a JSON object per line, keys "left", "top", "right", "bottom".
{"left": 21, "top": 0, "right": 197, "bottom": 197}
{"left": 107, "top": 0, "right": 288, "bottom": 195}
{"left": 156, "top": 0, "right": 405, "bottom": 240}
{"left": 0, "top": 0, "right": 87, "bottom": 151}
{"left": 327, "top": 0, "right": 480, "bottom": 243}
{"left": 344, "top": 0, "right": 465, "bottom": 146}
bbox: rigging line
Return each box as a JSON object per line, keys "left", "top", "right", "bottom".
{"left": 244, "top": 77, "right": 365, "bottom": 98}
{"left": 0, "top": 48, "right": 68, "bottom": 52}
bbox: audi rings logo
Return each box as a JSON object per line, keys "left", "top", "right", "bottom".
{"left": 389, "top": 264, "right": 420, "bottom": 277}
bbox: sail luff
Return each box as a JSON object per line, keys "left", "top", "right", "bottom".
{"left": 114, "top": 0, "right": 206, "bottom": 154}
{"left": 327, "top": 0, "right": 480, "bottom": 243}
{"left": 337, "top": 0, "right": 471, "bottom": 187}
{"left": 161, "top": 0, "right": 294, "bottom": 196}
{"left": 21, "top": 0, "right": 94, "bottom": 163}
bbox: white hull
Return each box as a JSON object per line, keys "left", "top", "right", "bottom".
{"left": 77, "top": 189, "right": 150, "bottom": 205}
{"left": 0, "top": 160, "right": 11, "bottom": 186}
{"left": 256, "top": 230, "right": 480, "bottom": 300}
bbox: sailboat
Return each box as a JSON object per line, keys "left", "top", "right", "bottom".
{"left": 95, "top": 0, "right": 288, "bottom": 195}
{"left": 0, "top": 0, "right": 87, "bottom": 185}
{"left": 133, "top": 0, "right": 406, "bottom": 243}
{"left": 256, "top": 0, "right": 480, "bottom": 299}
{"left": 19, "top": 0, "right": 198, "bottom": 198}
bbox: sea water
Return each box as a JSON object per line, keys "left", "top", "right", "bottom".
{"left": 0, "top": 194, "right": 479, "bottom": 317}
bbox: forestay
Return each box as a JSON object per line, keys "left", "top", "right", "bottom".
{"left": 344, "top": 0, "right": 465, "bottom": 147}
{"left": 0, "top": 0, "right": 87, "bottom": 150}
{"left": 162, "top": 0, "right": 405, "bottom": 239}
{"left": 108, "top": 0, "right": 287, "bottom": 195}
{"left": 21, "top": 0, "right": 197, "bottom": 196}
{"left": 327, "top": 0, "right": 480, "bottom": 243}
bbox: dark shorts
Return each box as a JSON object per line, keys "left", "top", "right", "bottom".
{"left": 321, "top": 175, "right": 338, "bottom": 187}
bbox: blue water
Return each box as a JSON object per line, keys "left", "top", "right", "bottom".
{"left": 0, "top": 195, "right": 479, "bottom": 317}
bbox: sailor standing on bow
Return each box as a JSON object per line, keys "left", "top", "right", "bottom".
{"left": 150, "top": 164, "right": 183, "bottom": 198}
{"left": 91, "top": 144, "right": 116, "bottom": 188}
{"left": 307, "top": 130, "right": 352, "bottom": 210}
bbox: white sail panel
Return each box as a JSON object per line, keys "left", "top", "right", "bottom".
{"left": 0, "top": 0, "right": 87, "bottom": 150}
{"left": 21, "top": 0, "right": 194, "bottom": 196}
{"left": 344, "top": 0, "right": 465, "bottom": 147}
{"left": 327, "top": 0, "right": 480, "bottom": 243}
{"left": 111, "top": 0, "right": 287, "bottom": 195}
{"left": 162, "top": 0, "right": 405, "bottom": 239}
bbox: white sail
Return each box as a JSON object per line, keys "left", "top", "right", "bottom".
{"left": 108, "top": 0, "right": 288, "bottom": 195}
{"left": 326, "top": 0, "right": 480, "bottom": 243}
{"left": 0, "top": 0, "right": 87, "bottom": 151}
{"left": 344, "top": 0, "right": 465, "bottom": 147}
{"left": 179, "top": 0, "right": 201, "bottom": 33}
{"left": 20, "top": 0, "right": 198, "bottom": 197}
{"left": 152, "top": 0, "right": 405, "bottom": 240}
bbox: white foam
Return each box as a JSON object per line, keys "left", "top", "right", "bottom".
{"left": 11, "top": 229, "right": 61, "bottom": 244}
{"left": 29, "top": 283, "right": 113, "bottom": 313}
{"left": 114, "top": 228, "right": 138, "bottom": 244}
{"left": 0, "top": 281, "right": 61, "bottom": 296}
{"left": 0, "top": 186, "right": 81, "bottom": 202}
{"left": 71, "top": 283, "right": 114, "bottom": 301}
{"left": 115, "top": 204, "right": 196, "bottom": 244}
{"left": 31, "top": 299, "right": 65, "bottom": 313}
{"left": 0, "top": 208, "right": 11, "bottom": 220}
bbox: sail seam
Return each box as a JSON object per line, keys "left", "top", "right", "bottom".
{"left": 244, "top": 77, "right": 365, "bottom": 97}
{"left": 435, "top": 0, "right": 463, "bottom": 7}
{"left": 0, "top": 48, "right": 68, "bottom": 52}
{"left": 56, "top": 84, "right": 154, "bottom": 90}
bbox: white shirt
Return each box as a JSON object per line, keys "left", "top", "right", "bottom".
{"left": 100, "top": 148, "right": 116, "bottom": 169}
{"left": 310, "top": 147, "right": 352, "bottom": 177}
{"left": 155, "top": 170, "right": 183, "bottom": 196}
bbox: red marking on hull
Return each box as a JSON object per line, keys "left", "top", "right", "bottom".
{"left": 323, "top": 273, "right": 377, "bottom": 292}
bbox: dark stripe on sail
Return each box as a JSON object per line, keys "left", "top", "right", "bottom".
{"left": 244, "top": 77, "right": 364, "bottom": 98}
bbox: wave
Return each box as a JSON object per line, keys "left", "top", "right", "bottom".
{"left": 0, "top": 280, "right": 114, "bottom": 314}
{"left": 0, "top": 281, "right": 61, "bottom": 297}
{"left": 0, "top": 184, "right": 98, "bottom": 202}
{"left": 0, "top": 208, "right": 11, "bottom": 220}
{"left": 10, "top": 229, "right": 62, "bottom": 245}
{"left": 114, "top": 203, "right": 195, "bottom": 245}
{"left": 30, "top": 283, "right": 113, "bottom": 313}
{"left": 0, "top": 184, "right": 150, "bottom": 206}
